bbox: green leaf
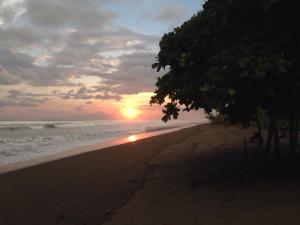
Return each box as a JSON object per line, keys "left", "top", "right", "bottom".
{"left": 228, "top": 89, "right": 236, "bottom": 96}
{"left": 152, "top": 63, "right": 159, "bottom": 69}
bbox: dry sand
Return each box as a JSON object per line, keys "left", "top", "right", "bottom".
{"left": 1, "top": 124, "right": 300, "bottom": 225}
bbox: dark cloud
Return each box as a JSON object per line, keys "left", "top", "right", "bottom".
{"left": 0, "top": 66, "right": 19, "bottom": 84}
{"left": 57, "top": 86, "right": 121, "bottom": 101}
{"left": 0, "top": 27, "right": 42, "bottom": 48}
{"left": 50, "top": 28, "right": 159, "bottom": 75}
{"left": 24, "top": 0, "right": 117, "bottom": 30}
{"left": 0, "top": 48, "right": 33, "bottom": 85}
{"left": 95, "top": 52, "right": 163, "bottom": 95}
{"left": 0, "top": 89, "right": 50, "bottom": 108}
{"left": 0, "top": 47, "right": 75, "bottom": 86}
{"left": 0, "top": 47, "right": 33, "bottom": 71}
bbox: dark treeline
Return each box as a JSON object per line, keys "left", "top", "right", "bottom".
{"left": 150, "top": 0, "right": 300, "bottom": 158}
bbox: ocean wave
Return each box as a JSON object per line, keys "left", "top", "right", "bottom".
{"left": 44, "top": 124, "right": 57, "bottom": 129}
{"left": 0, "top": 123, "right": 58, "bottom": 131}
{"left": 0, "top": 126, "right": 31, "bottom": 131}
{"left": 0, "top": 119, "right": 208, "bottom": 170}
{"left": 144, "top": 125, "right": 181, "bottom": 132}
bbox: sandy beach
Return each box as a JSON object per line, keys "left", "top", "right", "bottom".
{"left": 1, "top": 124, "right": 300, "bottom": 225}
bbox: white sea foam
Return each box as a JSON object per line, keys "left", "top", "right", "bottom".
{"left": 0, "top": 119, "right": 208, "bottom": 169}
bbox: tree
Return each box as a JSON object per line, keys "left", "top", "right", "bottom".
{"left": 151, "top": 0, "right": 300, "bottom": 157}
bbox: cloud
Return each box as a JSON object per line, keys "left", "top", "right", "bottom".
{"left": 0, "top": 47, "right": 75, "bottom": 86}
{"left": 0, "top": 0, "right": 161, "bottom": 90}
{"left": 0, "top": 27, "right": 42, "bottom": 48}
{"left": 0, "top": 0, "right": 25, "bottom": 25}
{"left": 0, "top": 89, "right": 50, "bottom": 108}
{"left": 0, "top": 0, "right": 164, "bottom": 111}
{"left": 0, "top": 47, "right": 33, "bottom": 70}
{"left": 57, "top": 86, "right": 122, "bottom": 101}
{"left": 24, "top": 0, "right": 116, "bottom": 30}
{"left": 0, "top": 0, "right": 206, "bottom": 120}
{"left": 0, "top": 48, "right": 33, "bottom": 85}
{"left": 0, "top": 66, "right": 19, "bottom": 84}
{"left": 97, "top": 52, "right": 162, "bottom": 95}
{"left": 151, "top": 4, "right": 187, "bottom": 22}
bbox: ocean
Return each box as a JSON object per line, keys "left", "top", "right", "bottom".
{"left": 0, "top": 119, "right": 207, "bottom": 170}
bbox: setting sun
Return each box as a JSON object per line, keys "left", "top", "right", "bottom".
{"left": 121, "top": 107, "right": 140, "bottom": 119}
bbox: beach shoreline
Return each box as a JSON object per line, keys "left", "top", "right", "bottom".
{"left": 1, "top": 124, "right": 206, "bottom": 225}
{"left": 0, "top": 125, "right": 196, "bottom": 175}
{"left": 1, "top": 123, "right": 300, "bottom": 225}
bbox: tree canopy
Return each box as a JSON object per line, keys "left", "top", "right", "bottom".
{"left": 151, "top": 0, "right": 300, "bottom": 156}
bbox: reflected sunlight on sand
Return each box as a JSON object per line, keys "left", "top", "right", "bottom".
{"left": 128, "top": 135, "right": 137, "bottom": 142}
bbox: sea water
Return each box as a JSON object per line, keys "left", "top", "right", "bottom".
{"left": 0, "top": 119, "right": 207, "bottom": 168}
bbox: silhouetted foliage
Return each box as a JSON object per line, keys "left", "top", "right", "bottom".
{"left": 151, "top": 0, "right": 300, "bottom": 158}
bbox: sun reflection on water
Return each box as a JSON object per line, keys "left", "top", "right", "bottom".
{"left": 128, "top": 135, "right": 137, "bottom": 142}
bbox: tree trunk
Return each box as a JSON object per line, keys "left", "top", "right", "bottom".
{"left": 272, "top": 119, "right": 281, "bottom": 158}
{"left": 295, "top": 110, "right": 298, "bottom": 152}
{"left": 265, "top": 120, "right": 274, "bottom": 160}
{"left": 242, "top": 127, "right": 248, "bottom": 163}
{"left": 289, "top": 110, "right": 295, "bottom": 158}
{"left": 243, "top": 136, "right": 248, "bottom": 163}
{"left": 256, "top": 115, "right": 263, "bottom": 159}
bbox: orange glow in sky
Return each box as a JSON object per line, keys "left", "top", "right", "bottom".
{"left": 121, "top": 107, "right": 140, "bottom": 119}
{"left": 119, "top": 95, "right": 145, "bottom": 119}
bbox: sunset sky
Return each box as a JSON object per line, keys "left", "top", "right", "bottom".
{"left": 0, "top": 0, "right": 204, "bottom": 120}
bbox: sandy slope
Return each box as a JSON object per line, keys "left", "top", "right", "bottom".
{"left": 104, "top": 124, "right": 300, "bottom": 225}
{"left": 0, "top": 124, "right": 205, "bottom": 225}
{"left": 1, "top": 124, "right": 300, "bottom": 225}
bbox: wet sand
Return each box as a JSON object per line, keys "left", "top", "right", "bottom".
{"left": 0, "top": 125, "right": 203, "bottom": 225}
